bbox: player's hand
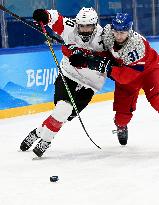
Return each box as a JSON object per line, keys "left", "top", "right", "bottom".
{"left": 33, "top": 9, "right": 49, "bottom": 25}
{"left": 98, "top": 57, "right": 112, "bottom": 73}
{"left": 69, "top": 52, "right": 88, "bottom": 68}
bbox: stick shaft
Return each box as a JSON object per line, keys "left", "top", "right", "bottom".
{"left": 0, "top": 4, "right": 64, "bottom": 44}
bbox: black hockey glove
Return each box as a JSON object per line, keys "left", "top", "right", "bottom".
{"left": 69, "top": 50, "right": 113, "bottom": 74}
{"left": 33, "top": 9, "right": 49, "bottom": 25}
{"left": 84, "top": 55, "right": 113, "bottom": 74}
{"left": 98, "top": 57, "right": 113, "bottom": 74}
{"left": 69, "top": 51, "right": 88, "bottom": 68}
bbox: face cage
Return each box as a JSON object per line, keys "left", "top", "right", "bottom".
{"left": 79, "top": 33, "right": 92, "bottom": 42}
{"left": 77, "top": 24, "right": 97, "bottom": 42}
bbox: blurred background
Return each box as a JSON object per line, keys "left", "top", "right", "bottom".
{"left": 0, "top": 0, "right": 159, "bottom": 48}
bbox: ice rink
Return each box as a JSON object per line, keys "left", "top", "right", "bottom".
{"left": 1, "top": 95, "right": 159, "bottom": 205}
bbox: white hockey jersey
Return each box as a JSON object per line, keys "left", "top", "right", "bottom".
{"left": 47, "top": 9, "right": 105, "bottom": 92}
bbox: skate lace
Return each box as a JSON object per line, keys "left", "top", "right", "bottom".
{"left": 37, "top": 140, "right": 50, "bottom": 152}
{"left": 25, "top": 132, "right": 38, "bottom": 145}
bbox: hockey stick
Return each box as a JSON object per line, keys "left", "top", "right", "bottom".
{"left": 39, "top": 21, "right": 101, "bottom": 149}
{"left": 0, "top": 5, "right": 109, "bottom": 71}
{"left": 0, "top": 4, "right": 64, "bottom": 44}
{"left": 0, "top": 5, "right": 102, "bottom": 148}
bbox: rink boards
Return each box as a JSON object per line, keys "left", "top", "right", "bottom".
{"left": 0, "top": 40, "right": 158, "bottom": 119}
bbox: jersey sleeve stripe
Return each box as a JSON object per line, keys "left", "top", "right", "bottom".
{"left": 62, "top": 45, "right": 73, "bottom": 57}
{"left": 52, "top": 14, "right": 64, "bottom": 35}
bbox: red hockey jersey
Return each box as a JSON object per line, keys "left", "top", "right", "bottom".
{"left": 102, "top": 24, "right": 159, "bottom": 85}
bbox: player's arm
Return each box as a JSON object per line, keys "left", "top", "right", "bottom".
{"left": 33, "top": 9, "right": 69, "bottom": 37}
{"left": 110, "top": 66, "right": 141, "bottom": 84}
{"left": 110, "top": 62, "right": 145, "bottom": 84}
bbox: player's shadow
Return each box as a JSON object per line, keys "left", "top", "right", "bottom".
{"left": 38, "top": 145, "right": 159, "bottom": 163}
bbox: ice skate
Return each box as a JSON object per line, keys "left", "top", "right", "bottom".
{"left": 33, "top": 139, "right": 51, "bottom": 157}
{"left": 113, "top": 126, "right": 128, "bottom": 145}
{"left": 20, "top": 129, "right": 40, "bottom": 151}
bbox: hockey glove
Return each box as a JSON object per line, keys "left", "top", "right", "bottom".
{"left": 69, "top": 50, "right": 113, "bottom": 74}
{"left": 98, "top": 57, "right": 112, "bottom": 74}
{"left": 33, "top": 9, "right": 49, "bottom": 25}
{"left": 84, "top": 55, "right": 113, "bottom": 74}
{"left": 69, "top": 51, "right": 88, "bottom": 68}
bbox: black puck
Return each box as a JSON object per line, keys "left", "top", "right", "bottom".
{"left": 50, "top": 176, "right": 59, "bottom": 182}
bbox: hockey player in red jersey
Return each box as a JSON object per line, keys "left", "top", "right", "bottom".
{"left": 20, "top": 7, "right": 107, "bottom": 157}
{"left": 70, "top": 12, "right": 159, "bottom": 145}
{"left": 101, "top": 13, "right": 159, "bottom": 145}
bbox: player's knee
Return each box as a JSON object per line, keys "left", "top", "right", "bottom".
{"left": 149, "top": 94, "right": 159, "bottom": 112}
{"left": 114, "top": 112, "right": 133, "bottom": 127}
{"left": 37, "top": 101, "right": 73, "bottom": 142}
{"left": 51, "top": 100, "right": 73, "bottom": 122}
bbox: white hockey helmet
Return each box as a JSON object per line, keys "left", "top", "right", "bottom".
{"left": 75, "top": 7, "right": 98, "bottom": 42}
{"left": 76, "top": 7, "right": 98, "bottom": 25}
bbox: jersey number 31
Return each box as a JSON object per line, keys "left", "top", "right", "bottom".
{"left": 128, "top": 50, "right": 140, "bottom": 62}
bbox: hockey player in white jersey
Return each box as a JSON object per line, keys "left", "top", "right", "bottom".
{"left": 20, "top": 7, "right": 109, "bottom": 157}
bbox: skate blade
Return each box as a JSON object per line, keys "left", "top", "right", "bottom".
{"left": 32, "top": 154, "right": 50, "bottom": 160}
{"left": 32, "top": 155, "right": 41, "bottom": 160}
{"left": 18, "top": 149, "right": 32, "bottom": 152}
{"left": 32, "top": 157, "right": 41, "bottom": 160}
{"left": 32, "top": 152, "right": 43, "bottom": 160}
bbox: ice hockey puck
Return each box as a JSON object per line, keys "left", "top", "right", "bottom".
{"left": 50, "top": 176, "right": 59, "bottom": 182}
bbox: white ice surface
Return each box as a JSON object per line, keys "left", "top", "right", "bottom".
{"left": 1, "top": 95, "right": 159, "bottom": 205}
